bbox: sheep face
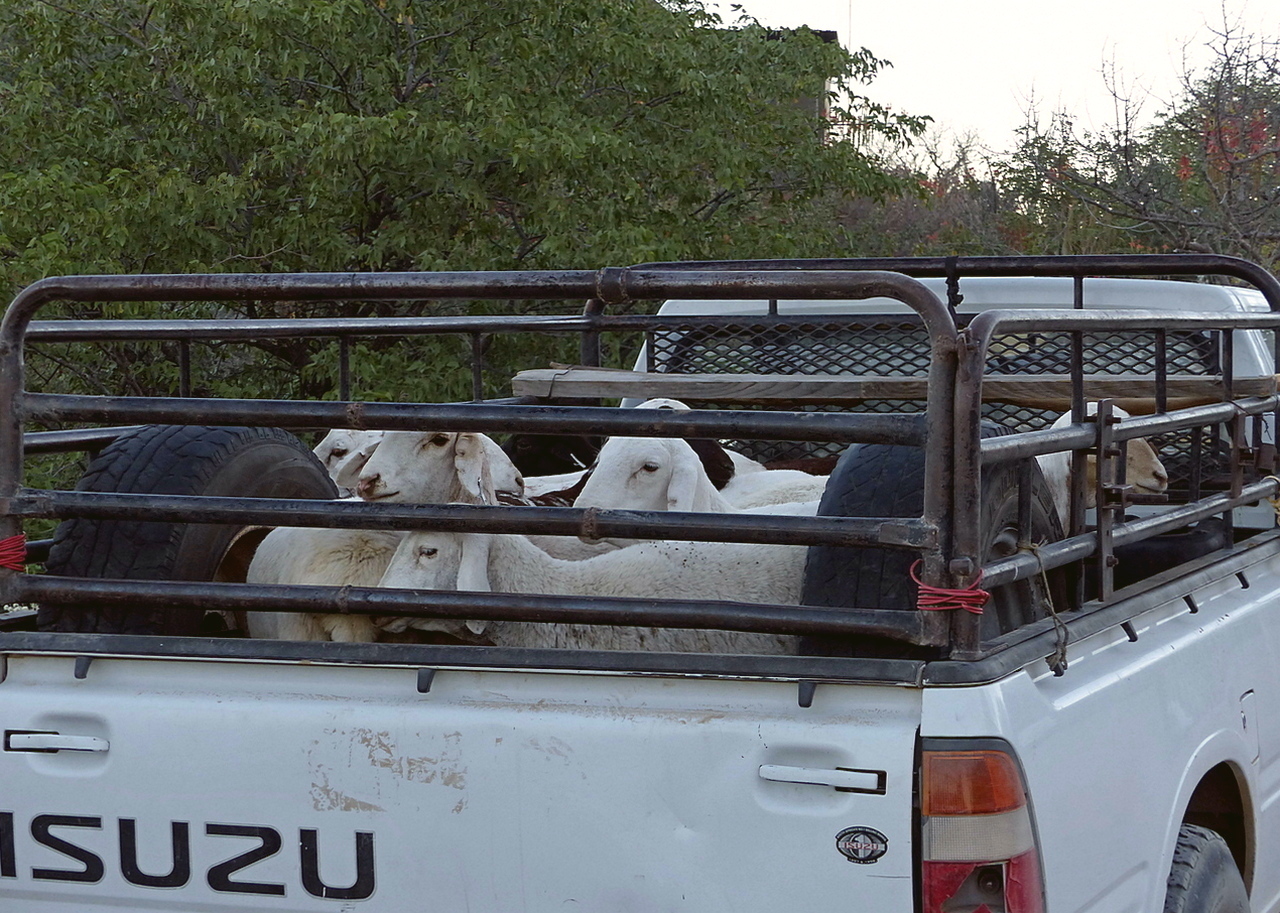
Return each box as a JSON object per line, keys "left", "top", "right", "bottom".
{"left": 355, "top": 431, "right": 523, "bottom": 504}
{"left": 380, "top": 530, "right": 491, "bottom": 593}
{"left": 313, "top": 429, "right": 384, "bottom": 490}
{"left": 375, "top": 529, "right": 492, "bottom": 637}
{"left": 1093, "top": 437, "right": 1169, "bottom": 501}
{"left": 1039, "top": 404, "right": 1170, "bottom": 522}
{"left": 574, "top": 437, "right": 717, "bottom": 513}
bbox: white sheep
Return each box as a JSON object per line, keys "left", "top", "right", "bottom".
{"left": 1035, "top": 404, "right": 1170, "bottom": 525}
{"left": 357, "top": 430, "right": 524, "bottom": 502}
{"left": 575, "top": 436, "right": 734, "bottom": 514}
{"left": 377, "top": 527, "right": 802, "bottom": 653}
{"left": 245, "top": 528, "right": 403, "bottom": 642}
{"left": 721, "top": 468, "right": 829, "bottom": 508}
{"left": 246, "top": 430, "right": 511, "bottom": 642}
{"left": 313, "top": 429, "right": 384, "bottom": 493}
{"left": 524, "top": 469, "right": 588, "bottom": 498}
{"left": 574, "top": 435, "right": 824, "bottom": 523}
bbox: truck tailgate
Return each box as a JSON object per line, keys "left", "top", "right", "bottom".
{"left": 0, "top": 652, "right": 922, "bottom": 911}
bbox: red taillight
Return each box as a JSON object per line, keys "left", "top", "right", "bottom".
{"left": 920, "top": 745, "right": 1045, "bottom": 913}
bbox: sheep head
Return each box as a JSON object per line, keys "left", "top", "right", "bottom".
{"left": 355, "top": 431, "right": 522, "bottom": 504}
{"left": 1083, "top": 437, "right": 1169, "bottom": 504}
{"left": 1046, "top": 404, "right": 1169, "bottom": 511}
{"left": 313, "top": 429, "right": 384, "bottom": 490}
{"left": 376, "top": 528, "right": 491, "bottom": 636}
{"left": 573, "top": 437, "right": 724, "bottom": 513}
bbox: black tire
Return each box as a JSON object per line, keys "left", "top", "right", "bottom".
{"left": 802, "top": 422, "right": 1065, "bottom": 652}
{"left": 1163, "top": 824, "right": 1250, "bottom": 913}
{"left": 38, "top": 425, "right": 338, "bottom": 636}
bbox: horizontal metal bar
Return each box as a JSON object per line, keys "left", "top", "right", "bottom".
{"left": 9, "top": 492, "right": 938, "bottom": 550}
{"left": 18, "top": 575, "right": 928, "bottom": 640}
{"left": 19, "top": 396, "right": 925, "bottom": 444}
{"left": 632, "top": 254, "right": 1280, "bottom": 310}
{"left": 0, "top": 630, "right": 928, "bottom": 684}
{"left": 26, "top": 311, "right": 921, "bottom": 343}
{"left": 976, "top": 307, "right": 1280, "bottom": 333}
{"left": 981, "top": 396, "right": 1280, "bottom": 465}
{"left": 927, "top": 531, "right": 1280, "bottom": 683}
{"left": 17, "top": 397, "right": 534, "bottom": 455}
{"left": 4, "top": 270, "right": 956, "bottom": 330}
{"left": 22, "top": 426, "right": 143, "bottom": 454}
{"left": 28, "top": 314, "right": 598, "bottom": 341}
{"left": 980, "top": 479, "right": 1280, "bottom": 587}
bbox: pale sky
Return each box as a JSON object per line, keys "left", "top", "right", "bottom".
{"left": 717, "top": 0, "right": 1271, "bottom": 152}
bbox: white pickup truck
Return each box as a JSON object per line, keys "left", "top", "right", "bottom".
{"left": 1, "top": 255, "right": 1278, "bottom": 913}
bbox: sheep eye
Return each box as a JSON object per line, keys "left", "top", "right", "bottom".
{"left": 417, "top": 546, "right": 439, "bottom": 560}
{"left": 641, "top": 461, "right": 661, "bottom": 473}
{"left": 430, "top": 433, "right": 452, "bottom": 446}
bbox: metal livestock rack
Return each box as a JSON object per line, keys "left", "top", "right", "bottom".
{"left": 2, "top": 254, "right": 1280, "bottom": 685}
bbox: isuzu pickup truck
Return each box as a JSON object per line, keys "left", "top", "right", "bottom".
{"left": 1, "top": 254, "right": 1278, "bottom": 912}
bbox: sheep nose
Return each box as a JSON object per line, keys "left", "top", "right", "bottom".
{"left": 356, "top": 474, "right": 380, "bottom": 498}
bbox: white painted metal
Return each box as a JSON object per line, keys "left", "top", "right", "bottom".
{"left": 922, "top": 544, "right": 1280, "bottom": 912}
{"left": 0, "top": 656, "right": 922, "bottom": 912}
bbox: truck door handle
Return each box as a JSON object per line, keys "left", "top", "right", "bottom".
{"left": 4, "top": 731, "right": 110, "bottom": 753}
{"left": 758, "top": 764, "right": 885, "bottom": 794}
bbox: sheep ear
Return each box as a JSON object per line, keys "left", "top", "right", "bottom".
{"left": 456, "top": 533, "right": 493, "bottom": 592}
{"left": 454, "top": 433, "right": 496, "bottom": 504}
{"left": 666, "top": 444, "right": 704, "bottom": 511}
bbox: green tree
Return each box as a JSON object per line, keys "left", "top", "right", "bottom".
{"left": 0, "top": 0, "right": 922, "bottom": 403}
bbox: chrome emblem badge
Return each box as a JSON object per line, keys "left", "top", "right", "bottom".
{"left": 835, "top": 826, "right": 889, "bottom": 864}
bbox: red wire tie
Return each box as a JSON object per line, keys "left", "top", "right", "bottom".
{"left": 0, "top": 533, "right": 27, "bottom": 571}
{"left": 910, "top": 560, "right": 989, "bottom": 615}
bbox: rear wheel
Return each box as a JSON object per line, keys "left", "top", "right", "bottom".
{"left": 1163, "top": 824, "right": 1249, "bottom": 913}
{"left": 38, "top": 425, "right": 337, "bottom": 636}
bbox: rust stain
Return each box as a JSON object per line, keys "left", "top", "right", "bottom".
{"left": 350, "top": 727, "right": 467, "bottom": 790}
{"left": 309, "top": 772, "right": 385, "bottom": 813}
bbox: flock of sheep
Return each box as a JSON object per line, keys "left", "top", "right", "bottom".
{"left": 242, "top": 399, "right": 1169, "bottom": 654}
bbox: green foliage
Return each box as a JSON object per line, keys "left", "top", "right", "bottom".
{"left": 0, "top": 0, "right": 918, "bottom": 286}
{"left": 836, "top": 137, "right": 1014, "bottom": 256}
{"left": 0, "top": 0, "right": 923, "bottom": 423}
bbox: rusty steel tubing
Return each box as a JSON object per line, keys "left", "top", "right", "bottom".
{"left": 0, "top": 267, "right": 951, "bottom": 442}
{"left": 9, "top": 491, "right": 937, "bottom": 551}
{"left": 14, "top": 575, "right": 930, "bottom": 642}
{"left": 951, "top": 297, "right": 1280, "bottom": 657}
{"left": 19, "top": 394, "right": 924, "bottom": 444}
{"left": 979, "top": 478, "right": 1280, "bottom": 589}
{"left": 26, "top": 311, "right": 926, "bottom": 344}
{"left": 632, "top": 254, "right": 1280, "bottom": 310}
{"left": 980, "top": 395, "right": 1280, "bottom": 466}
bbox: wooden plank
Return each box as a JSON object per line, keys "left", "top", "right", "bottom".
{"left": 513, "top": 367, "right": 928, "bottom": 401}
{"left": 511, "top": 366, "right": 1276, "bottom": 412}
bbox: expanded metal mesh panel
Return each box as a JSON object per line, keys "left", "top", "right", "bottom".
{"left": 687, "top": 400, "right": 925, "bottom": 464}
{"left": 652, "top": 319, "right": 932, "bottom": 463}
{"left": 981, "top": 402, "right": 1058, "bottom": 431}
{"left": 649, "top": 320, "right": 932, "bottom": 377}
{"left": 985, "top": 330, "right": 1220, "bottom": 375}
{"left": 652, "top": 322, "right": 1222, "bottom": 378}
{"left": 652, "top": 319, "right": 1236, "bottom": 489}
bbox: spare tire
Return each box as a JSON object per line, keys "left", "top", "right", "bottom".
{"left": 802, "top": 421, "right": 1065, "bottom": 654}
{"left": 38, "top": 425, "right": 338, "bottom": 636}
